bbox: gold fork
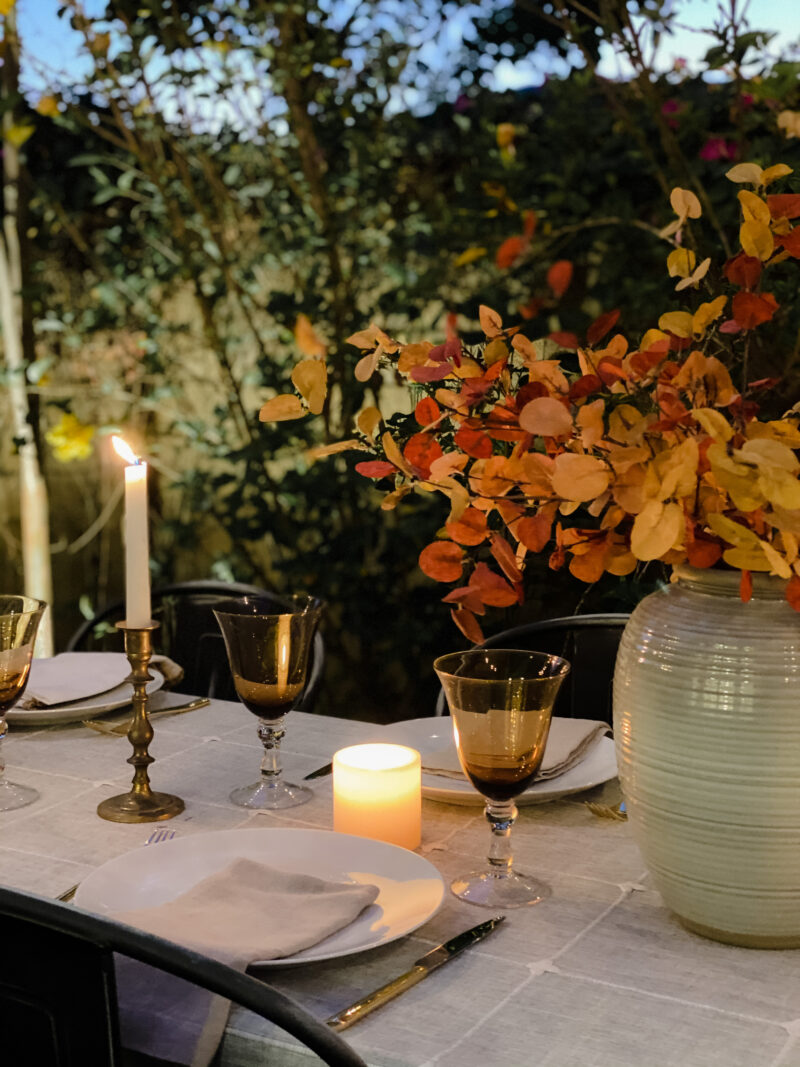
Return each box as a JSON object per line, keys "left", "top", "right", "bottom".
{"left": 82, "top": 697, "right": 210, "bottom": 735}
{"left": 585, "top": 800, "right": 627, "bottom": 821}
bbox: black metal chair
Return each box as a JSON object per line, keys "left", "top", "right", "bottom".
{"left": 434, "top": 613, "right": 630, "bottom": 723}
{"left": 0, "top": 884, "right": 365, "bottom": 1067}
{"left": 65, "top": 580, "right": 325, "bottom": 710}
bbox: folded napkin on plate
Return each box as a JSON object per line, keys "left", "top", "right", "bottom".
{"left": 112, "top": 857, "right": 379, "bottom": 1067}
{"left": 423, "top": 717, "right": 610, "bottom": 783}
{"left": 16, "top": 651, "right": 131, "bottom": 707}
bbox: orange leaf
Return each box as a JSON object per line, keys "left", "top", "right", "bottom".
{"left": 468, "top": 562, "right": 519, "bottom": 607}
{"left": 294, "top": 314, "right": 326, "bottom": 357}
{"left": 454, "top": 425, "right": 494, "bottom": 459}
{"left": 523, "top": 209, "right": 537, "bottom": 239}
{"left": 446, "top": 507, "right": 488, "bottom": 546}
{"left": 740, "top": 569, "right": 753, "bottom": 603}
{"left": 419, "top": 541, "right": 464, "bottom": 582}
{"left": 450, "top": 606, "right": 485, "bottom": 644}
{"left": 355, "top": 460, "right": 396, "bottom": 479}
{"left": 547, "top": 260, "right": 573, "bottom": 298}
{"left": 403, "top": 433, "right": 443, "bottom": 478}
{"left": 442, "top": 586, "right": 487, "bottom": 614}
{"left": 490, "top": 532, "right": 524, "bottom": 583}
{"left": 496, "top": 235, "right": 525, "bottom": 269}
{"left": 518, "top": 396, "right": 572, "bottom": 437}
{"left": 786, "top": 574, "right": 800, "bottom": 611}
{"left": 732, "top": 291, "right": 779, "bottom": 329}
{"left": 767, "top": 194, "right": 800, "bottom": 220}
{"left": 724, "top": 252, "right": 762, "bottom": 289}
{"left": 586, "top": 309, "right": 620, "bottom": 346}
{"left": 686, "top": 538, "right": 723, "bottom": 568}
{"left": 291, "top": 359, "right": 327, "bottom": 414}
{"left": 415, "top": 397, "right": 440, "bottom": 426}
{"left": 479, "top": 305, "right": 503, "bottom": 337}
{"left": 258, "top": 395, "right": 306, "bottom": 422}
{"left": 568, "top": 540, "right": 608, "bottom": 583}
{"left": 516, "top": 510, "right": 554, "bottom": 551}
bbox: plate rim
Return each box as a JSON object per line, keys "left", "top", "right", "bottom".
{"left": 383, "top": 716, "right": 617, "bottom": 806}
{"left": 73, "top": 826, "right": 447, "bottom": 967}
{"left": 6, "top": 672, "right": 165, "bottom": 725}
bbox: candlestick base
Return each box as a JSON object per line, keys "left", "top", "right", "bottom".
{"left": 96, "top": 621, "right": 186, "bottom": 824}
{"left": 97, "top": 789, "right": 185, "bottom": 824}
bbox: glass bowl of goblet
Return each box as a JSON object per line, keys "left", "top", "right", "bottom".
{"left": 0, "top": 596, "right": 47, "bottom": 811}
{"left": 434, "top": 648, "right": 570, "bottom": 908}
{"left": 214, "top": 594, "right": 323, "bottom": 810}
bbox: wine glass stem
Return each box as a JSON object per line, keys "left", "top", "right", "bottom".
{"left": 485, "top": 799, "right": 518, "bottom": 879}
{"left": 0, "top": 715, "right": 7, "bottom": 783}
{"left": 257, "top": 716, "right": 285, "bottom": 788}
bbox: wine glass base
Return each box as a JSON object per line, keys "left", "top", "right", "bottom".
{"left": 0, "top": 780, "right": 39, "bottom": 812}
{"left": 451, "top": 869, "right": 551, "bottom": 909}
{"left": 229, "top": 778, "right": 314, "bottom": 810}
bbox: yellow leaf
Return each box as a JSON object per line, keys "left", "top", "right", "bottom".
{"left": 294, "top": 314, "right": 326, "bottom": 357}
{"left": 454, "top": 246, "right": 487, "bottom": 267}
{"left": 669, "top": 187, "right": 702, "bottom": 219}
{"left": 757, "top": 468, "right": 800, "bottom": 510}
{"left": 258, "top": 395, "right": 306, "bottom": 422}
{"left": 760, "top": 539, "right": 793, "bottom": 578}
{"left": 692, "top": 407, "right": 733, "bottom": 443}
{"left": 737, "top": 189, "right": 771, "bottom": 224}
{"left": 722, "top": 547, "right": 771, "bottom": 571}
{"left": 0, "top": 0, "right": 16, "bottom": 15}
{"left": 762, "top": 165, "right": 793, "bottom": 185}
{"left": 306, "top": 439, "right": 367, "bottom": 459}
{"left": 550, "top": 453, "right": 610, "bottom": 502}
{"left": 736, "top": 438, "right": 799, "bottom": 473}
{"left": 452, "top": 356, "right": 484, "bottom": 379}
{"left": 380, "top": 486, "right": 412, "bottom": 511}
{"left": 706, "top": 512, "right": 760, "bottom": 547}
{"left": 527, "top": 359, "right": 569, "bottom": 395}
{"left": 707, "top": 443, "right": 767, "bottom": 512}
{"left": 291, "top": 359, "right": 327, "bottom": 414}
{"left": 777, "top": 111, "right": 800, "bottom": 139}
{"left": 356, "top": 405, "right": 382, "bottom": 440}
{"left": 630, "top": 500, "right": 683, "bottom": 560}
{"left": 382, "top": 431, "right": 415, "bottom": 477}
{"left": 483, "top": 338, "right": 508, "bottom": 365}
{"left": 658, "top": 311, "right": 693, "bottom": 338}
{"left": 4, "top": 123, "right": 34, "bottom": 148}
{"left": 397, "top": 342, "right": 432, "bottom": 374}
{"left": 667, "top": 248, "right": 696, "bottom": 278}
{"left": 747, "top": 419, "right": 800, "bottom": 448}
{"left": 726, "top": 162, "right": 764, "bottom": 185}
{"left": 576, "top": 398, "right": 605, "bottom": 449}
{"left": 692, "top": 296, "right": 727, "bottom": 338}
{"left": 675, "top": 256, "right": 711, "bottom": 292}
{"left": 35, "top": 95, "right": 59, "bottom": 118}
{"left": 740, "top": 219, "right": 774, "bottom": 260}
{"left": 608, "top": 404, "right": 653, "bottom": 445}
{"left": 479, "top": 305, "right": 503, "bottom": 338}
{"left": 652, "top": 437, "right": 699, "bottom": 500}
{"left": 640, "top": 328, "right": 668, "bottom": 351}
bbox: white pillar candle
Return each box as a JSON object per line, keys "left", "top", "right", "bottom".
{"left": 333, "top": 744, "right": 421, "bottom": 851}
{"left": 112, "top": 436, "right": 152, "bottom": 628}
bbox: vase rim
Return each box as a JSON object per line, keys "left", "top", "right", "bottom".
{"left": 672, "top": 564, "right": 787, "bottom": 599}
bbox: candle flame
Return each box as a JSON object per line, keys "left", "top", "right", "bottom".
{"left": 112, "top": 435, "right": 139, "bottom": 465}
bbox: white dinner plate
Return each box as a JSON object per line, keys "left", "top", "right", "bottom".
{"left": 6, "top": 674, "right": 165, "bottom": 726}
{"left": 383, "top": 718, "right": 618, "bottom": 806}
{"left": 74, "top": 827, "right": 446, "bottom": 966}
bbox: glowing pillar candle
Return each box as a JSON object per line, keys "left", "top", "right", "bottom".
{"left": 333, "top": 744, "right": 421, "bottom": 850}
{"left": 112, "top": 436, "right": 152, "bottom": 628}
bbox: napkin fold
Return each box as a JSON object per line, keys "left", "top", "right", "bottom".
{"left": 17, "top": 651, "right": 130, "bottom": 707}
{"left": 112, "top": 857, "right": 379, "bottom": 1067}
{"left": 423, "top": 717, "right": 610, "bottom": 783}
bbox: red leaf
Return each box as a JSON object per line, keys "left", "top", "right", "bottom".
{"left": 719, "top": 318, "right": 742, "bottom": 335}
{"left": 777, "top": 227, "right": 800, "bottom": 258}
{"left": 468, "top": 562, "right": 519, "bottom": 607}
{"left": 518, "top": 297, "right": 541, "bottom": 320}
{"left": 723, "top": 252, "right": 762, "bottom": 289}
{"left": 419, "top": 541, "right": 464, "bottom": 582}
{"left": 490, "top": 532, "right": 524, "bottom": 583}
{"left": 686, "top": 538, "right": 722, "bottom": 569}
{"left": 548, "top": 331, "right": 579, "bottom": 350}
{"left": 629, "top": 348, "right": 666, "bottom": 378}
{"left": 410, "top": 363, "right": 453, "bottom": 383}
{"left": 450, "top": 606, "right": 485, "bottom": 644}
{"left": 495, "top": 235, "right": 525, "bottom": 269}
{"left": 484, "top": 405, "right": 525, "bottom": 442}
{"left": 740, "top": 569, "right": 753, "bottom": 604}
{"left": 547, "top": 260, "right": 573, "bottom": 299}
{"left": 786, "top": 575, "right": 800, "bottom": 611}
{"left": 597, "top": 356, "right": 627, "bottom": 385}
{"left": 767, "top": 194, "right": 800, "bottom": 220}
{"left": 403, "top": 432, "right": 443, "bottom": 478}
{"left": 731, "top": 291, "right": 779, "bottom": 330}
{"left": 355, "top": 460, "right": 396, "bottom": 479}
{"left": 445, "top": 507, "right": 489, "bottom": 546}
{"left": 415, "top": 397, "right": 440, "bottom": 425}
{"left": 454, "top": 425, "right": 494, "bottom": 459}
{"left": 442, "top": 586, "right": 487, "bottom": 614}
{"left": 586, "top": 309, "right": 621, "bottom": 346}
{"left": 516, "top": 511, "right": 553, "bottom": 552}
{"left": 568, "top": 374, "right": 603, "bottom": 400}
{"left": 522, "top": 209, "right": 537, "bottom": 240}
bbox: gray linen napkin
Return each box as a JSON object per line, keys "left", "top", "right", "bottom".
{"left": 16, "top": 651, "right": 130, "bottom": 707}
{"left": 112, "top": 857, "right": 379, "bottom": 1066}
{"left": 423, "top": 717, "right": 610, "bottom": 782}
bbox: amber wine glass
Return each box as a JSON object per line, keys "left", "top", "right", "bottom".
{"left": 0, "top": 596, "right": 47, "bottom": 811}
{"left": 434, "top": 649, "right": 570, "bottom": 908}
{"left": 214, "top": 595, "right": 323, "bottom": 810}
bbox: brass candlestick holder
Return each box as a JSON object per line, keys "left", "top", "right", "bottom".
{"left": 97, "top": 621, "right": 185, "bottom": 823}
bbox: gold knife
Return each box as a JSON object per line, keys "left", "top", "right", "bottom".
{"left": 326, "top": 915, "right": 505, "bottom": 1031}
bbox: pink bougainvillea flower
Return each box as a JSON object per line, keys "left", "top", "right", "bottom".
{"left": 700, "top": 137, "right": 738, "bottom": 162}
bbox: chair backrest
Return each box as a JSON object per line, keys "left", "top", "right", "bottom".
{"left": 0, "top": 885, "right": 366, "bottom": 1067}
{"left": 434, "top": 613, "right": 630, "bottom": 723}
{"left": 65, "top": 580, "right": 325, "bottom": 710}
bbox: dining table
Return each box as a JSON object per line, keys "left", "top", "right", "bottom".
{"left": 1, "top": 697, "right": 799, "bottom": 1067}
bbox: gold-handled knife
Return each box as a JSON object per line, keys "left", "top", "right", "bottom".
{"left": 326, "top": 915, "right": 505, "bottom": 1032}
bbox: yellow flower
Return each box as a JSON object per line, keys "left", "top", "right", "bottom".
{"left": 777, "top": 110, "right": 800, "bottom": 139}
{"left": 45, "top": 413, "right": 96, "bottom": 462}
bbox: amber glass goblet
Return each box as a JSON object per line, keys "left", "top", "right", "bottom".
{"left": 214, "top": 595, "right": 323, "bottom": 810}
{"left": 434, "top": 648, "right": 570, "bottom": 908}
{"left": 0, "top": 596, "right": 47, "bottom": 811}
